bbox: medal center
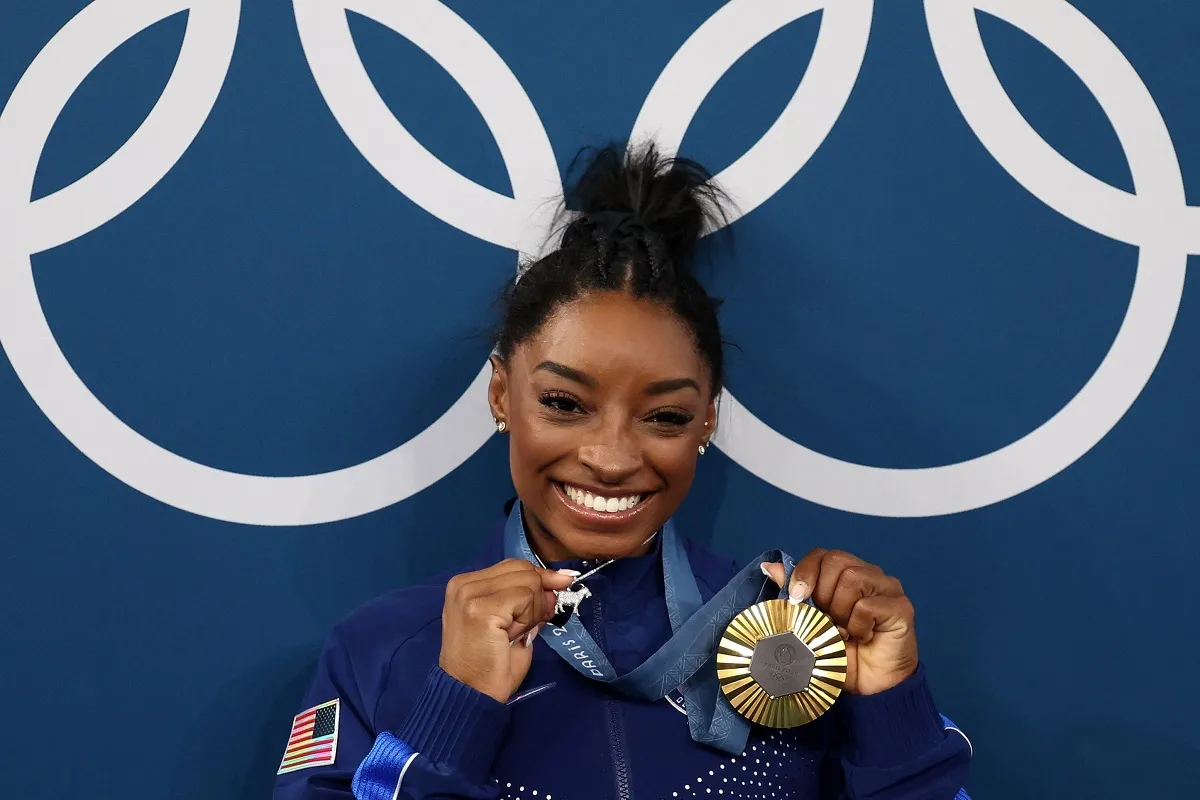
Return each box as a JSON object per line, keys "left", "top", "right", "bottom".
{"left": 749, "top": 631, "right": 815, "bottom": 698}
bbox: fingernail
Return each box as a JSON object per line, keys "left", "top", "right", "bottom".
{"left": 760, "top": 563, "right": 772, "bottom": 578}
{"left": 523, "top": 626, "right": 540, "bottom": 648}
{"left": 789, "top": 581, "right": 810, "bottom": 605}
{"left": 556, "top": 569, "right": 581, "bottom": 577}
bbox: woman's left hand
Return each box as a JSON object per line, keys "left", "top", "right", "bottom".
{"left": 762, "top": 549, "right": 918, "bottom": 696}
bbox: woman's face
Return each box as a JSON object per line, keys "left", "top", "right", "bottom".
{"left": 489, "top": 291, "right": 717, "bottom": 562}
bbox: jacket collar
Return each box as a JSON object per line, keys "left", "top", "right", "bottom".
{"left": 495, "top": 496, "right": 665, "bottom": 595}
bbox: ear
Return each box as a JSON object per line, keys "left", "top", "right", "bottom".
{"left": 488, "top": 353, "right": 510, "bottom": 426}
{"left": 703, "top": 394, "right": 718, "bottom": 442}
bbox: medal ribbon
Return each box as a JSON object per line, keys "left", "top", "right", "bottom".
{"left": 503, "top": 501, "right": 796, "bottom": 756}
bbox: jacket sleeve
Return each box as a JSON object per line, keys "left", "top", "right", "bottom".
{"left": 819, "top": 664, "right": 972, "bottom": 800}
{"left": 353, "top": 665, "right": 512, "bottom": 800}
{"left": 273, "top": 623, "right": 381, "bottom": 799}
{"left": 272, "top": 625, "right": 512, "bottom": 800}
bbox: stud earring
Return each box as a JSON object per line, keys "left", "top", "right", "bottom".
{"left": 496, "top": 420, "right": 507, "bottom": 434}
{"left": 698, "top": 442, "right": 707, "bottom": 456}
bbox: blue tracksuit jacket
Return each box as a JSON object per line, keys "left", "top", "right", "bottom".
{"left": 273, "top": 503, "right": 972, "bottom": 800}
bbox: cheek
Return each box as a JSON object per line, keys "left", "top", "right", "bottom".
{"left": 509, "top": 418, "right": 576, "bottom": 469}
{"left": 645, "top": 437, "right": 700, "bottom": 485}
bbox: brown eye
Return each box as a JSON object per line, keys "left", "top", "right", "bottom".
{"left": 648, "top": 410, "right": 694, "bottom": 428}
{"left": 539, "top": 391, "right": 583, "bottom": 415}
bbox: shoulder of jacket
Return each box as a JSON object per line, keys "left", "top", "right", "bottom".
{"left": 324, "top": 567, "right": 459, "bottom": 662}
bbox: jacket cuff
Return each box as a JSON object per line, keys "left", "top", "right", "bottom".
{"left": 395, "top": 665, "right": 511, "bottom": 783}
{"left": 353, "top": 733, "right": 418, "bottom": 800}
{"left": 840, "top": 663, "right": 946, "bottom": 768}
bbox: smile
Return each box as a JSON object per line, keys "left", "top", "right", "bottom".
{"left": 554, "top": 482, "right": 653, "bottom": 521}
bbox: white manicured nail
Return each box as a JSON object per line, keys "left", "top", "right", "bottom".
{"left": 789, "top": 581, "right": 810, "bottom": 605}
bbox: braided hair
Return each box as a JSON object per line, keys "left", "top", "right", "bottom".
{"left": 494, "top": 141, "right": 734, "bottom": 393}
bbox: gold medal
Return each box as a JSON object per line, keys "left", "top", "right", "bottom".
{"left": 717, "top": 599, "right": 848, "bottom": 728}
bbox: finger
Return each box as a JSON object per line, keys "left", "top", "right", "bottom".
{"left": 506, "top": 590, "right": 559, "bottom": 641}
{"left": 460, "top": 565, "right": 574, "bottom": 605}
{"left": 541, "top": 568, "right": 580, "bottom": 589}
{"left": 447, "top": 559, "right": 536, "bottom": 601}
{"left": 846, "top": 594, "right": 914, "bottom": 644}
{"left": 461, "top": 568, "right": 544, "bottom": 607}
{"left": 502, "top": 621, "right": 537, "bottom": 647}
{"left": 451, "top": 559, "right": 575, "bottom": 600}
{"left": 812, "top": 550, "right": 871, "bottom": 612}
{"left": 508, "top": 621, "right": 544, "bottom": 648}
{"left": 542, "top": 589, "right": 559, "bottom": 620}
{"left": 827, "top": 563, "right": 887, "bottom": 625}
{"left": 467, "top": 585, "right": 544, "bottom": 631}
{"left": 845, "top": 597, "right": 879, "bottom": 644}
{"left": 473, "top": 558, "right": 543, "bottom": 580}
{"left": 760, "top": 561, "right": 787, "bottom": 590}
{"left": 788, "top": 548, "right": 828, "bottom": 605}
{"left": 463, "top": 570, "right": 552, "bottom": 632}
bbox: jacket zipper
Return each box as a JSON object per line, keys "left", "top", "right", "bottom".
{"left": 592, "top": 597, "right": 634, "bottom": 800}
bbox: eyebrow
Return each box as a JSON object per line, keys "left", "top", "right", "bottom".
{"left": 645, "top": 377, "right": 702, "bottom": 395}
{"left": 535, "top": 360, "right": 594, "bottom": 387}
{"left": 534, "top": 361, "right": 700, "bottom": 395}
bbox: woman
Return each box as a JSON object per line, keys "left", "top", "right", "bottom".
{"left": 272, "top": 143, "right": 971, "bottom": 800}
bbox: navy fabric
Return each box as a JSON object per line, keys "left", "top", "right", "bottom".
{"left": 543, "top": 535, "right": 671, "bottom": 676}
{"left": 273, "top": 506, "right": 970, "bottom": 800}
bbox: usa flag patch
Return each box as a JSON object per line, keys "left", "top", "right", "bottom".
{"left": 278, "top": 699, "right": 340, "bottom": 774}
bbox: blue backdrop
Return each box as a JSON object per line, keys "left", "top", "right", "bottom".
{"left": 1, "top": 1, "right": 1197, "bottom": 798}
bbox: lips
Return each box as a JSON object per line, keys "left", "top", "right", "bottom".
{"left": 551, "top": 481, "right": 655, "bottom": 526}
{"left": 560, "top": 483, "right": 645, "bottom": 513}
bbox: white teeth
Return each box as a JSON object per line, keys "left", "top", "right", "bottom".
{"left": 561, "top": 484, "right": 644, "bottom": 513}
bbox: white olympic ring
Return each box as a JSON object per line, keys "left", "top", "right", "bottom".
{"left": 0, "top": 0, "right": 1194, "bottom": 525}
{"left": 691, "top": 0, "right": 1196, "bottom": 516}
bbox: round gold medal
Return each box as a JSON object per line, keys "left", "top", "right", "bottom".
{"left": 717, "top": 599, "right": 848, "bottom": 728}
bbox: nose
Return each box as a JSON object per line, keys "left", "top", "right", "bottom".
{"left": 577, "top": 423, "right": 642, "bottom": 485}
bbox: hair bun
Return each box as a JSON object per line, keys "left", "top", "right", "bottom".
{"left": 559, "top": 141, "right": 732, "bottom": 272}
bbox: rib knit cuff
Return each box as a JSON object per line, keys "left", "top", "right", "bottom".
{"left": 395, "top": 665, "right": 511, "bottom": 783}
{"left": 353, "top": 733, "right": 418, "bottom": 800}
{"left": 840, "top": 663, "right": 946, "bottom": 769}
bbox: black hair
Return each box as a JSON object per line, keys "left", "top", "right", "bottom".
{"left": 494, "top": 141, "right": 735, "bottom": 393}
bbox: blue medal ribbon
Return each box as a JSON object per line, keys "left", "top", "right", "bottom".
{"left": 503, "top": 501, "right": 796, "bottom": 756}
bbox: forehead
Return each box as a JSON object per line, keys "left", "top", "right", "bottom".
{"left": 520, "top": 292, "right": 706, "bottom": 380}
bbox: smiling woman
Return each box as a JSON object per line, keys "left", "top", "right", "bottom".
{"left": 272, "top": 142, "right": 972, "bottom": 800}
{"left": 487, "top": 144, "right": 726, "bottom": 567}
{"left": 491, "top": 288, "right": 717, "bottom": 562}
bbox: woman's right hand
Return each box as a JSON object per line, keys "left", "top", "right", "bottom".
{"left": 439, "top": 559, "right": 577, "bottom": 703}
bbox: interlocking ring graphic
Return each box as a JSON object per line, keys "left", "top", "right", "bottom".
{"left": 0, "top": 0, "right": 1195, "bottom": 525}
